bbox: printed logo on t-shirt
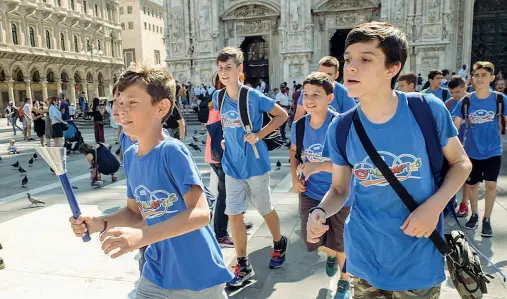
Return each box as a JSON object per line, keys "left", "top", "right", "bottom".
{"left": 468, "top": 109, "right": 495, "bottom": 124}
{"left": 133, "top": 185, "right": 179, "bottom": 219}
{"left": 353, "top": 151, "right": 422, "bottom": 187}
{"left": 305, "top": 144, "right": 330, "bottom": 162}
{"left": 221, "top": 110, "right": 242, "bottom": 128}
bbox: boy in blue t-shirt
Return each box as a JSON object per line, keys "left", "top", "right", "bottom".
{"left": 293, "top": 56, "right": 356, "bottom": 120}
{"left": 69, "top": 63, "right": 232, "bottom": 298}
{"left": 289, "top": 72, "right": 351, "bottom": 299}
{"left": 452, "top": 61, "right": 507, "bottom": 238}
{"left": 213, "top": 46, "right": 289, "bottom": 287}
{"left": 422, "top": 69, "right": 451, "bottom": 102}
{"left": 307, "top": 22, "right": 471, "bottom": 298}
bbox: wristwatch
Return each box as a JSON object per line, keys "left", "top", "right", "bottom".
{"left": 308, "top": 207, "right": 326, "bottom": 217}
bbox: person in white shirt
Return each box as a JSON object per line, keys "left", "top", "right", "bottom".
{"left": 275, "top": 87, "right": 289, "bottom": 140}
{"left": 69, "top": 104, "right": 76, "bottom": 119}
{"left": 22, "top": 98, "right": 34, "bottom": 140}
{"left": 259, "top": 78, "right": 267, "bottom": 95}
{"left": 458, "top": 64, "right": 468, "bottom": 79}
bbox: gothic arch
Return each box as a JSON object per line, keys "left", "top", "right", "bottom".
{"left": 10, "top": 62, "right": 28, "bottom": 79}
{"left": 221, "top": 1, "right": 280, "bottom": 20}
{"left": 29, "top": 65, "right": 44, "bottom": 78}
{"left": 74, "top": 68, "right": 86, "bottom": 82}
{"left": 59, "top": 66, "right": 73, "bottom": 80}
{"left": 0, "top": 61, "right": 10, "bottom": 77}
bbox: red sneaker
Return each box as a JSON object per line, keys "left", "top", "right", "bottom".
{"left": 457, "top": 202, "right": 469, "bottom": 218}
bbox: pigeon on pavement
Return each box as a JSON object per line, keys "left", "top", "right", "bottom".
{"left": 27, "top": 193, "right": 45, "bottom": 206}
{"left": 18, "top": 166, "right": 27, "bottom": 174}
{"left": 192, "top": 136, "right": 199, "bottom": 142}
{"left": 21, "top": 175, "right": 28, "bottom": 187}
{"left": 11, "top": 161, "right": 19, "bottom": 169}
{"left": 33, "top": 153, "right": 38, "bottom": 159}
{"left": 201, "top": 141, "right": 206, "bottom": 145}
{"left": 276, "top": 160, "right": 281, "bottom": 170}
{"left": 194, "top": 130, "right": 198, "bottom": 135}
{"left": 28, "top": 158, "right": 34, "bottom": 166}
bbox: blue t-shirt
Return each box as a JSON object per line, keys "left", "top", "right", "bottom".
{"left": 124, "top": 138, "right": 233, "bottom": 291}
{"left": 298, "top": 82, "right": 356, "bottom": 113}
{"left": 120, "top": 129, "right": 170, "bottom": 155}
{"left": 290, "top": 111, "right": 337, "bottom": 201}
{"left": 59, "top": 100, "right": 70, "bottom": 121}
{"left": 49, "top": 104, "right": 62, "bottom": 125}
{"left": 422, "top": 87, "right": 450, "bottom": 102}
{"left": 324, "top": 92, "right": 457, "bottom": 290}
{"left": 445, "top": 98, "right": 466, "bottom": 143}
{"left": 453, "top": 92, "right": 507, "bottom": 160}
{"left": 212, "top": 87, "right": 275, "bottom": 180}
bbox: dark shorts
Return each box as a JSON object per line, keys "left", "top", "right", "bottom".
{"left": 52, "top": 123, "right": 64, "bottom": 138}
{"left": 466, "top": 156, "right": 501, "bottom": 185}
{"left": 299, "top": 193, "right": 350, "bottom": 253}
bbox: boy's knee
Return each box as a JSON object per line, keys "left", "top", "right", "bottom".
{"left": 485, "top": 181, "right": 497, "bottom": 191}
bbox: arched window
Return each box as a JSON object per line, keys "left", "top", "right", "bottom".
{"left": 60, "top": 33, "right": 66, "bottom": 51}
{"left": 29, "top": 27, "right": 35, "bottom": 47}
{"left": 83, "top": 0, "right": 87, "bottom": 13}
{"left": 74, "top": 35, "right": 78, "bottom": 52}
{"left": 11, "top": 24, "right": 18, "bottom": 45}
{"left": 95, "top": 4, "right": 99, "bottom": 16}
{"left": 86, "top": 38, "right": 90, "bottom": 51}
{"left": 110, "top": 33, "right": 114, "bottom": 57}
{"left": 97, "top": 40, "right": 101, "bottom": 51}
{"left": 70, "top": 0, "right": 75, "bottom": 10}
{"left": 45, "top": 30, "right": 51, "bottom": 49}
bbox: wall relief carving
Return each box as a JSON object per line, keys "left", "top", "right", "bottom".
{"left": 236, "top": 20, "right": 270, "bottom": 35}
{"left": 324, "top": 0, "right": 378, "bottom": 10}
{"left": 223, "top": 4, "right": 277, "bottom": 20}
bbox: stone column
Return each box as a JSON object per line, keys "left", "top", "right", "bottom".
{"left": 24, "top": 79, "right": 32, "bottom": 100}
{"left": 106, "top": 80, "right": 114, "bottom": 96}
{"left": 69, "top": 79, "right": 76, "bottom": 105}
{"left": 83, "top": 84, "right": 89, "bottom": 102}
{"left": 94, "top": 82, "right": 99, "bottom": 98}
{"left": 56, "top": 79, "right": 62, "bottom": 95}
{"left": 42, "top": 80, "right": 48, "bottom": 101}
{"left": 7, "top": 79, "right": 15, "bottom": 105}
{"left": 462, "top": 0, "right": 474, "bottom": 73}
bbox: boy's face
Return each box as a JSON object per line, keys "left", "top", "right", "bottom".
{"left": 472, "top": 68, "right": 495, "bottom": 91}
{"left": 217, "top": 59, "right": 242, "bottom": 87}
{"left": 429, "top": 74, "right": 443, "bottom": 89}
{"left": 318, "top": 65, "right": 339, "bottom": 81}
{"left": 397, "top": 80, "right": 414, "bottom": 93}
{"left": 449, "top": 85, "right": 467, "bottom": 101}
{"left": 495, "top": 80, "right": 505, "bottom": 92}
{"left": 302, "top": 84, "right": 334, "bottom": 114}
{"left": 343, "top": 40, "right": 400, "bottom": 98}
{"left": 118, "top": 83, "right": 171, "bottom": 137}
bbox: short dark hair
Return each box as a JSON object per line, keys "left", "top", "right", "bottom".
{"left": 345, "top": 22, "right": 408, "bottom": 89}
{"left": 303, "top": 72, "right": 334, "bottom": 95}
{"left": 117, "top": 62, "right": 176, "bottom": 122}
{"left": 79, "top": 143, "right": 94, "bottom": 155}
{"left": 473, "top": 61, "right": 495, "bottom": 75}
{"left": 112, "top": 82, "right": 119, "bottom": 95}
{"left": 318, "top": 56, "right": 339, "bottom": 72}
{"left": 447, "top": 76, "right": 466, "bottom": 89}
{"left": 216, "top": 46, "right": 244, "bottom": 66}
{"left": 428, "top": 69, "right": 443, "bottom": 80}
{"left": 442, "top": 69, "right": 450, "bottom": 76}
{"left": 398, "top": 72, "right": 417, "bottom": 87}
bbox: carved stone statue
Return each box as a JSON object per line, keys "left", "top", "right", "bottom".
{"left": 290, "top": 2, "right": 299, "bottom": 30}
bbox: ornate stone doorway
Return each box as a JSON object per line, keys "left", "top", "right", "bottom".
{"left": 240, "top": 36, "right": 270, "bottom": 87}
{"left": 471, "top": 0, "right": 507, "bottom": 74}
{"left": 329, "top": 29, "right": 351, "bottom": 83}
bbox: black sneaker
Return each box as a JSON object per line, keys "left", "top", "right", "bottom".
{"left": 269, "top": 235, "right": 288, "bottom": 269}
{"left": 465, "top": 213, "right": 479, "bottom": 230}
{"left": 481, "top": 218, "right": 493, "bottom": 237}
{"left": 226, "top": 261, "right": 255, "bottom": 287}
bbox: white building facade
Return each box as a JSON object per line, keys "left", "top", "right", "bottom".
{"left": 164, "top": 0, "right": 506, "bottom": 89}
{"left": 0, "top": 0, "right": 124, "bottom": 111}
{"left": 119, "top": 0, "right": 166, "bottom": 67}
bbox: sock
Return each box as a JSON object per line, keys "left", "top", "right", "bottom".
{"left": 274, "top": 236, "right": 285, "bottom": 249}
{"left": 483, "top": 216, "right": 491, "bottom": 222}
{"left": 237, "top": 257, "right": 249, "bottom": 267}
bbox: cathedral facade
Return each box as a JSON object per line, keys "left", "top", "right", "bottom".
{"left": 163, "top": 0, "right": 504, "bottom": 89}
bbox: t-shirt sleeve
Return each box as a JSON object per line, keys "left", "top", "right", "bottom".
{"left": 257, "top": 91, "right": 276, "bottom": 113}
{"left": 166, "top": 143, "right": 204, "bottom": 196}
{"left": 297, "top": 90, "right": 304, "bottom": 106}
{"left": 323, "top": 116, "right": 349, "bottom": 166}
{"left": 427, "top": 96, "right": 458, "bottom": 148}
{"left": 290, "top": 121, "right": 297, "bottom": 147}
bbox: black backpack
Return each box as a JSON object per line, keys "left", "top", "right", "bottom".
{"left": 295, "top": 113, "right": 336, "bottom": 164}
{"left": 198, "top": 99, "right": 209, "bottom": 123}
{"left": 461, "top": 92, "right": 504, "bottom": 128}
{"left": 218, "top": 86, "right": 284, "bottom": 151}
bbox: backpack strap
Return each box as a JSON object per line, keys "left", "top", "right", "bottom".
{"left": 218, "top": 89, "right": 226, "bottom": 115}
{"left": 295, "top": 115, "right": 307, "bottom": 164}
{"left": 335, "top": 107, "right": 358, "bottom": 166}
{"left": 495, "top": 91, "right": 503, "bottom": 117}
{"left": 405, "top": 92, "right": 444, "bottom": 186}
{"left": 442, "top": 89, "right": 448, "bottom": 102}
{"left": 237, "top": 85, "right": 253, "bottom": 132}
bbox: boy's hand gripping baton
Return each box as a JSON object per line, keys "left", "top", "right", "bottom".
{"left": 36, "top": 147, "right": 91, "bottom": 242}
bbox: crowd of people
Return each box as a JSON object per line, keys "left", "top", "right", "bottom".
{"left": 1, "top": 20, "right": 506, "bottom": 299}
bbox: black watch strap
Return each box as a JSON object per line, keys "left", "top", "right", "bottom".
{"left": 308, "top": 207, "right": 326, "bottom": 217}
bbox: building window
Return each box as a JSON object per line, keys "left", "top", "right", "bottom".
{"left": 95, "top": 4, "right": 98, "bottom": 16}
{"left": 128, "top": 22, "right": 134, "bottom": 29}
{"left": 119, "top": 7, "right": 123, "bottom": 15}
{"left": 97, "top": 40, "right": 101, "bottom": 51}
{"left": 143, "top": 6, "right": 146, "bottom": 14}
{"left": 57, "top": 0, "right": 61, "bottom": 6}
{"left": 127, "top": 6, "right": 133, "bottom": 14}
{"left": 110, "top": 33, "right": 114, "bottom": 57}
{"left": 148, "top": 24, "right": 151, "bottom": 31}
{"left": 154, "top": 50, "right": 160, "bottom": 64}
{"left": 144, "top": 22, "right": 147, "bottom": 30}
{"left": 74, "top": 35, "right": 78, "bottom": 52}
{"left": 124, "top": 51, "right": 134, "bottom": 67}
{"left": 86, "top": 38, "right": 90, "bottom": 51}
{"left": 45, "top": 30, "right": 51, "bottom": 49}
{"left": 156, "top": 26, "right": 159, "bottom": 33}
{"left": 83, "top": 0, "right": 87, "bottom": 13}
{"left": 29, "top": 27, "right": 35, "bottom": 47}
{"left": 11, "top": 24, "right": 18, "bottom": 45}
{"left": 60, "top": 33, "right": 65, "bottom": 51}
{"left": 121, "top": 23, "right": 125, "bottom": 30}
{"left": 70, "top": 0, "right": 74, "bottom": 10}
